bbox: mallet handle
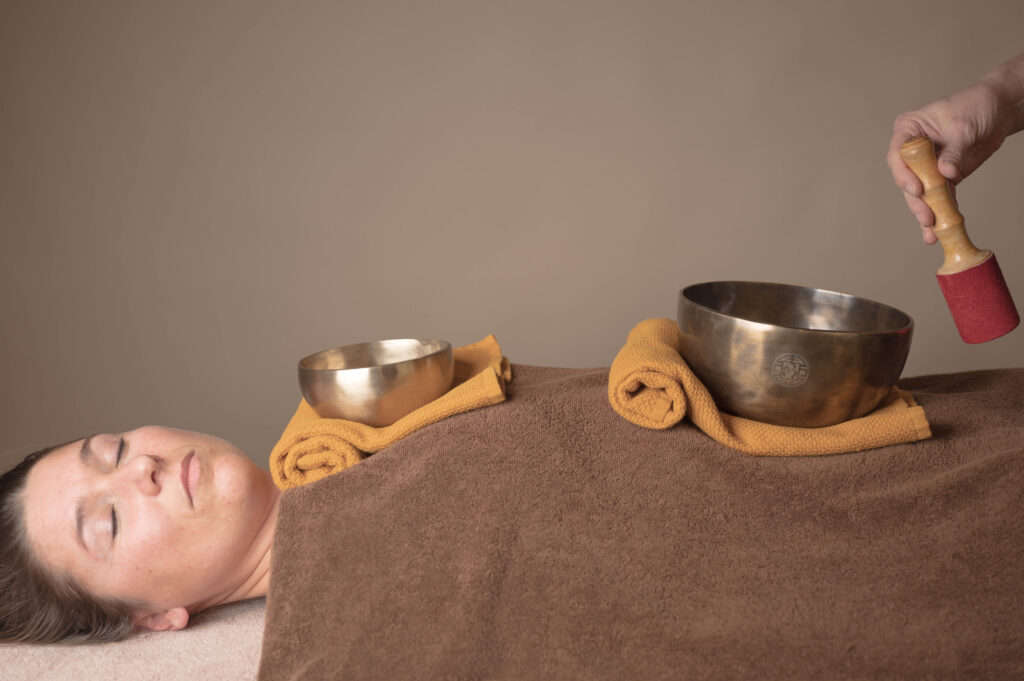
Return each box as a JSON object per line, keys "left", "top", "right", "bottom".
{"left": 899, "top": 136, "right": 990, "bottom": 274}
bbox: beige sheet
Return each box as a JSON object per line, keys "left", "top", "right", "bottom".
{"left": 0, "top": 598, "right": 264, "bottom": 681}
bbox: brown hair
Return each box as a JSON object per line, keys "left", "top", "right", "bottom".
{"left": 0, "top": 443, "right": 141, "bottom": 644}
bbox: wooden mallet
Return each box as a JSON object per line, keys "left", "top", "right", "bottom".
{"left": 899, "top": 135, "right": 1019, "bottom": 343}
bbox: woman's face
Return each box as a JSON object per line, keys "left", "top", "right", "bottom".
{"left": 21, "top": 426, "right": 278, "bottom": 622}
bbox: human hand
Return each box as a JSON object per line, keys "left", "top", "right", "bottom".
{"left": 887, "top": 81, "right": 1014, "bottom": 244}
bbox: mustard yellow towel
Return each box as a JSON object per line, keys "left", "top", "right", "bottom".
{"left": 270, "top": 335, "right": 512, "bottom": 489}
{"left": 608, "top": 318, "right": 931, "bottom": 455}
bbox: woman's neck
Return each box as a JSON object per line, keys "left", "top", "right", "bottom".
{"left": 195, "top": 487, "right": 281, "bottom": 611}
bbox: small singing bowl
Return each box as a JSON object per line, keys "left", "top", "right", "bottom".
{"left": 677, "top": 282, "right": 913, "bottom": 427}
{"left": 298, "top": 339, "right": 454, "bottom": 427}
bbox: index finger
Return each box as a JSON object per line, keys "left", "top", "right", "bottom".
{"left": 887, "top": 118, "right": 926, "bottom": 196}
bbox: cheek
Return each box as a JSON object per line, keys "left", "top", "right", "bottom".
{"left": 124, "top": 510, "right": 190, "bottom": 563}
{"left": 130, "top": 426, "right": 182, "bottom": 451}
{"left": 118, "top": 512, "right": 220, "bottom": 588}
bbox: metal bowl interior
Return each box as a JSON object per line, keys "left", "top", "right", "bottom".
{"left": 682, "top": 281, "right": 912, "bottom": 334}
{"left": 298, "top": 338, "right": 454, "bottom": 426}
{"left": 677, "top": 282, "right": 913, "bottom": 427}
{"left": 299, "top": 338, "right": 451, "bottom": 372}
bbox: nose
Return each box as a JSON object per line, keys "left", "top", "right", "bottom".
{"left": 116, "top": 454, "right": 162, "bottom": 497}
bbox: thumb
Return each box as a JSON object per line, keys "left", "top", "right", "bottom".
{"left": 936, "top": 145, "right": 965, "bottom": 183}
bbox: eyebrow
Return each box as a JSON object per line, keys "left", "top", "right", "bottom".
{"left": 74, "top": 436, "right": 96, "bottom": 554}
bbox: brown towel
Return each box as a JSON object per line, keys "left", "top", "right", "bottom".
{"left": 608, "top": 318, "right": 931, "bottom": 455}
{"left": 269, "top": 334, "right": 511, "bottom": 490}
{"left": 259, "top": 365, "right": 1024, "bottom": 681}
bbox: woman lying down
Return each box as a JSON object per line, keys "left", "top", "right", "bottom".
{"left": 0, "top": 427, "right": 278, "bottom": 643}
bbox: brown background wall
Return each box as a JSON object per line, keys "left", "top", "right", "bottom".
{"left": 2, "top": 0, "right": 1022, "bottom": 469}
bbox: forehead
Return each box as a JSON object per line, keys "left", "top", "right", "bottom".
{"left": 21, "top": 440, "right": 88, "bottom": 574}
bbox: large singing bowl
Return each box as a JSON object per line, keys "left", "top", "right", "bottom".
{"left": 677, "top": 281, "right": 913, "bottom": 427}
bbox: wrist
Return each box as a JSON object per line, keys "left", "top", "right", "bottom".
{"left": 981, "top": 53, "right": 1024, "bottom": 135}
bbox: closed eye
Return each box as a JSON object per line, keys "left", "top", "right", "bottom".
{"left": 111, "top": 437, "right": 125, "bottom": 542}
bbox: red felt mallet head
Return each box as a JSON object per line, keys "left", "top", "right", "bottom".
{"left": 899, "top": 136, "right": 1019, "bottom": 343}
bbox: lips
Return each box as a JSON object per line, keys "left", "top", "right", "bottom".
{"left": 181, "top": 451, "right": 196, "bottom": 507}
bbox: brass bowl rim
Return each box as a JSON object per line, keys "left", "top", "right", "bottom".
{"left": 298, "top": 338, "right": 452, "bottom": 372}
{"left": 679, "top": 281, "right": 914, "bottom": 336}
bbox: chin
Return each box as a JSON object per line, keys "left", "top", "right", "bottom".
{"left": 208, "top": 447, "right": 274, "bottom": 507}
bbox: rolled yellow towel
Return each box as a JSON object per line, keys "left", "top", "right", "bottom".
{"left": 608, "top": 318, "right": 931, "bottom": 455}
{"left": 270, "top": 335, "right": 512, "bottom": 489}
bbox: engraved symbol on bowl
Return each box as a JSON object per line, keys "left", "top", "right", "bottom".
{"left": 771, "top": 353, "right": 810, "bottom": 388}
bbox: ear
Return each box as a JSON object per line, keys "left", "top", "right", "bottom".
{"left": 133, "top": 607, "right": 190, "bottom": 632}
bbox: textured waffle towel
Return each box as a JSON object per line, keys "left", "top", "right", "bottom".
{"left": 270, "top": 335, "right": 511, "bottom": 489}
{"left": 608, "top": 318, "right": 931, "bottom": 455}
